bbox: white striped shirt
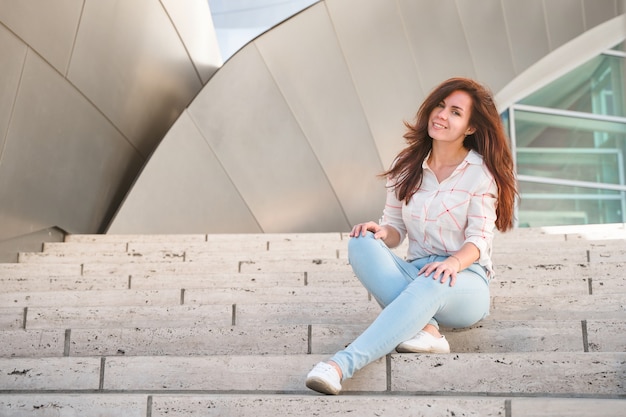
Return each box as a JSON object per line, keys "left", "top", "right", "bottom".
{"left": 381, "top": 149, "right": 498, "bottom": 277}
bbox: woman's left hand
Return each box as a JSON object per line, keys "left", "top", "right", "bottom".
{"left": 419, "top": 259, "right": 459, "bottom": 287}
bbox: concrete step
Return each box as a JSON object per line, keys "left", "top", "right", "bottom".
{"left": 0, "top": 274, "right": 132, "bottom": 292}
{"left": 1, "top": 352, "right": 624, "bottom": 396}
{"left": 3, "top": 266, "right": 624, "bottom": 299}
{"left": 63, "top": 232, "right": 344, "bottom": 243}
{"left": 64, "top": 234, "right": 208, "bottom": 243}
{"left": 0, "top": 307, "right": 23, "bottom": 330}
{"left": 0, "top": 226, "right": 625, "bottom": 417}
{"left": 2, "top": 260, "right": 625, "bottom": 298}
{"left": 1, "top": 394, "right": 624, "bottom": 417}
{"left": 46, "top": 237, "right": 349, "bottom": 254}
{"left": 0, "top": 262, "right": 81, "bottom": 277}
{"left": 491, "top": 294, "right": 626, "bottom": 320}
{"left": 2, "top": 319, "right": 623, "bottom": 358}
{"left": 0, "top": 289, "right": 183, "bottom": 308}
{"left": 14, "top": 290, "right": 625, "bottom": 331}
{"left": 0, "top": 394, "right": 148, "bottom": 417}
{"left": 17, "top": 239, "right": 626, "bottom": 265}
{"left": 390, "top": 352, "right": 626, "bottom": 396}
{"left": 22, "top": 304, "right": 235, "bottom": 330}
{"left": 1, "top": 279, "right": 624, "bottom": 313}
{"left": 18, "top": 250, "right": 189, "bottom": 264}
{"left": 0, "top": 272, "right": 305, "bottom": 292}
{"left": 15, "top": 248, "right": 626, "bottom": 266}
{"left": 18, "top": 250, "right": 346, "bottom": 264}
{"left": 44, "top": 235, "right": 624, "bottom": 256}
{"left": 44, "top": 240, "right": 268, "bottom": 254}
{"left": 0, "top": 286, "right": 370, "bottom": 308}
{"left": 150, "top": 395, "right": 626, "bottom": 417}
{"left": 20, "top": 302, "right": 384, "bottom": 330}
{"left": 60, "top": 224, "right": 624, "bottom": 245}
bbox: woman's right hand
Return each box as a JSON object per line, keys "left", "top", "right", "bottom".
{"left": 349, "top": 221, "right": 388, "bottom": 240}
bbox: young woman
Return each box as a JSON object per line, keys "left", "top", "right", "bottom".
{"left": 305, "top": 77, "right": 518, "bottom": 395}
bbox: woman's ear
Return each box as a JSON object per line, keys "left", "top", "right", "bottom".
{"left": 466, "top": 127, "right": 476, "bottom": 136}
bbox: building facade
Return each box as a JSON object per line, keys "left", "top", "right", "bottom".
{"left": 0, "top": 1, "right": 624, "bottom": 259}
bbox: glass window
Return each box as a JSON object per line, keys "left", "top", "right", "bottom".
{"left": 519, "top": 53, "right": 624, "bottom": 117}
{"left": 507, "top": 42, "right": 626, "bottom": 227}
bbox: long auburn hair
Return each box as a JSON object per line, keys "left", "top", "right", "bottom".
{"left": 383, "top": 77, "right": 518, "bottom": 231}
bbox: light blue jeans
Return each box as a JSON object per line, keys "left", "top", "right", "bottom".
{"left": 329, "top": 232, "right": 490, "bottom": 379}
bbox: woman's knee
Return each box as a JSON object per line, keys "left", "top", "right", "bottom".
{"left": 348, "top": 232, "right": 379, "bottom": 260}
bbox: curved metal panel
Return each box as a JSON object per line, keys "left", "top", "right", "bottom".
{"left": 0, "top": 51, "right": 143, "bottom": 239}
{"left": 0, "top": 25, "right": 26, "bottom": 154}
{"left": 0, "top": 0, "right": 83, "bottom": 74}
{"left": 326, "top": 0, "right": 424, "bottom": 167}
{"left": 186, "top": 45, "right": 349, "bottom": 233}
{"left": 397, "top": 0, "right": 477, "bottom": 88}
{"left": 160, "top": 0, "right": 223, "bottom": 84}
{"left": 67, "top": 0, "right": 203, "bottom": 156}
{"left": 0, "top": 0, "right": 221, "bottom": 244}
{"left": 255, "top": 3, "right": 385, "bottom": 226}
{"left": 109, "top": 1, "right": 623, "bottom": 235}
{"left": 584, "top": 0, "right": 621, "bottom": 29}
{"left": 544, "top": 0, "right": 585, "bottom": 50}
{"left": 107, "top": 111, "right": 261, "bottom": 234}
{"left": 456, "top": 0, "right": 516, "bottom": 92}
{"left": 501, "top": 0, "right": 551, "bottom": 74}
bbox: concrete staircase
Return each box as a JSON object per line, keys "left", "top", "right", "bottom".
{"left": 0, "top": 224, "right": 624, "bottom": 416}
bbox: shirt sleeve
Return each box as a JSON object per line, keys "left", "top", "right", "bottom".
{"left": 464, "top": 166, "right": 498, "bottom": 270}
{"left": 380, "top": 176, "right": 407, "bottom": 244}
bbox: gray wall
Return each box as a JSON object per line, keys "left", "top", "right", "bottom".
{"left": 0, "top": 0, "right": 221, "bottom": 245}
{"left": 107, "top": 0, "right": 625, "bottom": 234}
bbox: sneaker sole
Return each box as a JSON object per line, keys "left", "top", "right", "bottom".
{"left": 305, "top": 376, "right": 341, "bottom": 395}
{"left": 395, "top": 344, "right": 450, "bottom": 354}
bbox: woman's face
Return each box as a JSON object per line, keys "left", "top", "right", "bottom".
{"left": 428, "top": 90, "right": 475, "bottom": 144}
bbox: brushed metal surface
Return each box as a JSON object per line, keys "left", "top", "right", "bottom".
{"left": 583, "top": 0, "right": 621, "bottom": 29}
{"left": 501, "top": 0, "right": 551, "bottom": 74}
{"left": 67, "top": 0, "right": 203, "bottom": 156}
{"left": 544, "top": 0, "right": 585, "bottom": 50}
{"left": 0, "top": 51, "right": 143, "bottom": 238}
{"left": 255, "top": 2, "right": 385, "bottom": 227}
{"left": 326, "top": 0, "right": 423, "bottom": 167}
{"left": 0, "top": 0, "right": 83, "bottom": 74}
{"left": 456, "top": 0, "right": 516, "bottom": 92}
{"left": 0, "top": 24, "right": 26, "bottom": 154}
{"left": 187, "top": 45, "right": 350, "bottom": 233}
{"left": 107, "top": 111, "right": 261, "bottom": 234}
{"left": 397, "top": 0, "right": 477, "bottom": 89}
{"left": 160, "top": 0, "right": 223, "bottom": 84}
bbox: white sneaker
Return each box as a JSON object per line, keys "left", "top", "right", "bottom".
{"left": 305, "top": 362, "right": 342, "bottom": 395}
{"left": 396, "top": 330, "right": 451, "bottom": 353}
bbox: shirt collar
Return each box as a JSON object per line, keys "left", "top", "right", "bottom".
{"left": 422, "top": 149, "right": 483, "bottom": 168}
{"left": 465, "top": 149, "right": 483, "bottom": 164}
